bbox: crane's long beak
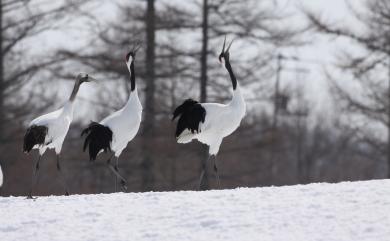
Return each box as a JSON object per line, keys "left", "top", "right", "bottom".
{"left": 87, "top": 76, "right": 99, "bottom": 84}
{"left": 220, "top": 35, "right": 234, "bottom": 55}
{"left": 221, "top": 35, "right": 226, "bottom": 54}
{"left": 133, "top": 42, "right": 142, "bottom": 54}
{"left": 226, "top": 39, "right": 234, "bottom": 53}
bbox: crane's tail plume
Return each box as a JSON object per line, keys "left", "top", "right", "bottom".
{"left": 23, "top": 125, "right": 48, "bottom": 153}
{"left": 81, "top": 122, "right": 112, "bottom": 161}
{"left": 172, "top": 99, "right": 206, "bottom": 142}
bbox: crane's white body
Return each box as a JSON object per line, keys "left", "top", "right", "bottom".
{"left": 100, "top": 89, "right": 142, "bottom": 157}
{"left": 96, "top": 55, "right": 142, "bottom": 158}
{"left": 29, "top": 102, "right": 74, "bottom": 155}
{"left": 178, "top": 86, "right": 246, "bottom": 155}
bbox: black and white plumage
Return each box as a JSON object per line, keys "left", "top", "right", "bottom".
{"left": 172, "top": 37, "right": 246, "bottom": 189}
{"left": 81, "top": 44, "right": 142, "bottom": 192}
{"left": 23, "top": 73, "right": 96, "bottom": 198}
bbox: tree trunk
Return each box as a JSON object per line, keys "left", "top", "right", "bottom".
{"left": 199, "top": 0, "right": 209, "bottom": 190}
{"left": 387, "top": 55, "right": 390, "bottom": 178}
{"left": 141, "top": 0, "right": 156, "bottom": 191}
{"left": 200, "top": 0, "right": 208, "bottom": 103}
{"left": 0, "top": 0, "right": 4, "bottom": 144}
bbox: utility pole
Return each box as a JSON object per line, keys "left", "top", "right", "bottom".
{"left": 270, "top": 54, "right": 282, "bottom": 185}
{"left": 272, "top": 54, "right": 282, "bottom": 129}
{"left": 294, "top": 72, "right": 309, "bottom": 183}
{"left": 271, "top": 53, "right": 312, "bottom": 184}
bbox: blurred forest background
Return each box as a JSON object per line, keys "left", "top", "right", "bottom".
{"left": 1, "top": 0, "right": 389, "bottom": 196}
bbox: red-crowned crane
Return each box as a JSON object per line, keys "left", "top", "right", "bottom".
{"left": 23, "top": 73, "right": 97, "bottom": 198}
{"left": 81, "top": 44, "right": 142, "bottom": 192}
{"left": 172, "top": 37, "right": 246, "bottom": 189}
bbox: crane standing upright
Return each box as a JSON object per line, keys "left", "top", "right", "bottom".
{"left": 81, "top": 44, "right": 142, "bottom": 192}
{"left": 23, "top": 73, "right": 97, "bottom": 198}
{"left": 172, "top": 37, "right": 246, "bottom": 189}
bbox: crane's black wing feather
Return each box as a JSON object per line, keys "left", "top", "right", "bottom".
{"left": 172, "top": 99, "right": 206, "bottom": 137}
{"left": 23, "top": 125, "right": 48, "bottom": 153}
{"left": 81, "top": 122, "right": 113, "bottom": 161}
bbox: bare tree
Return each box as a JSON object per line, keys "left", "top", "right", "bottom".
{"left": 142, "top": 0, "right": 156, "bottom": 191}
{"left": 304, "top": 0, "right": 390, "bottom": 177}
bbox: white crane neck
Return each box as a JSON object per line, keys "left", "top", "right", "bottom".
{"left": 230, "top": 85, "right": 245, "bottom": 106}
{"left": 69, "top": 79, "right": 82, "bottom": 102}
{"left": 125, "top": 87, "right": 141, "bottom": 108}
{"left": 61, "top": 101, "right": 75, "bottom": 117}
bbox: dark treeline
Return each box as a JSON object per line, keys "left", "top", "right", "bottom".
{"left": 0, "top": 0, "right": 387, "bottom": 196}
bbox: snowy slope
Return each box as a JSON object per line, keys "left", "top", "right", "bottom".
{"left": 1, "top": 180, "right": 390, "bottom": 241}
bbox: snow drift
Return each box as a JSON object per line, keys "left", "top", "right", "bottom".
{"left": 1, "top": 180, "right": 390, "bottom": 241}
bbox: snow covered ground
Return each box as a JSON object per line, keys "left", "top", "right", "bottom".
{"left": 1, "top": 180, "right": 390, "bottom": 241}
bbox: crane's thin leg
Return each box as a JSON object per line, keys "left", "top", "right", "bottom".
{"left": 114, "top": 158, "right": 119, "bottom": 192}
{"left": 107, "top": 156, "right": 127, "bottom": 191}
{"left": 105, "top": 154, "right": 117, "bottom": 192}
{"left": 199, "top": 155, "right": 211, "bottom": 190}
{"left": 213, "top": 155, "right": 221, "bottom": 188}
{"left": 56, "top": 155, "right": 70, "bottom": 196}
{"left": 27, "top": 155, "right": 41, "bottom": 199}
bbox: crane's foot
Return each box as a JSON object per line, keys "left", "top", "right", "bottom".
{"left": 65, "top": 191, "right": 70, "bottom": 196}
{"left": 107, "top": 163, "right": 127, "bottom": 192}
{"left": 198, "top": 169, "right": 206, "bottom": 190}
{"left": 120, "top": 180, "right": 128, "bottom": 192}
{"left": 26, "top": 194, "right": 37, "bottom": 200}
{"left": 213, "top": 163, "right": 221, "bottom": 188}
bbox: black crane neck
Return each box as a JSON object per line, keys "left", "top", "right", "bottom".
{"left": 225, "top": 60, "right": 237, "bottom": 90}
{"left": 130, "top": 60, "right": 136, "bottom": 92}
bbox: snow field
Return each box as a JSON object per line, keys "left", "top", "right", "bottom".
{"left": 0, "top": 180, "right": 390, "bottom": 241}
